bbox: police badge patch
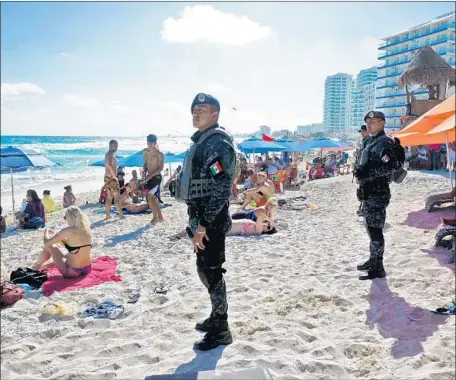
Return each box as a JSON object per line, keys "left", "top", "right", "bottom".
{"left": 198, "top": 93, "right": 206, "bottom": 102}
{"left": 381, "top": 154, "right": 390, "bottom": 163}
{"left": 369, "top": 111, "right": 374, "bottom": 118}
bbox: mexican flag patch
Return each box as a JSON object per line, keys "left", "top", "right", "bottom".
{"left": 210, "top": 161, "right": 223, "bottom": 175}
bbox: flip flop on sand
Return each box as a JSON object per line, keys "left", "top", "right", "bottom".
{"left": 127, "top": 293, "right": 140, "bottom": 304}
{"left": 154, "top": 286, "right": 168, "bottom": 295}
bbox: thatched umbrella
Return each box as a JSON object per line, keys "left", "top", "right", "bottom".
{"left": 398, "top": 46, "right": 455, "bottom": 100}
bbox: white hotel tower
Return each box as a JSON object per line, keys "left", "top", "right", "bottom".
{"left": 375, "top": 11, "right": 455, "bottom": 130}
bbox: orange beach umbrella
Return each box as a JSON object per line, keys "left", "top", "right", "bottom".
{"left": 397, "top": 94, "right": 455, "bottom": 136}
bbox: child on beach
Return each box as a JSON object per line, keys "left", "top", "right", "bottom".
{"left": 42, "top": 190, "right": 55, "bottom": 213}
{"left": 63, "top": 185, "right": 76, "bottom": 208}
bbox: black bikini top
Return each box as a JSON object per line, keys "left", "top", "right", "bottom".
{"left": 63, "top": 242, "right": 92, "bottom": 254}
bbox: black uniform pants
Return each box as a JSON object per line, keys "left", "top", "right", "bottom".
{"left": 195, "top": 228, "right": 228, "bottom": 319}
{"left": 363, "top": 193, "right": 390, "bottom": 263}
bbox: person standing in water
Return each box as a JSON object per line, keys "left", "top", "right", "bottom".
{"left": 175, "top": 93, "right": 235, "bottom": 351}
{"left": 143, "top": 134, "right": 164, "bottom": 225}
{"left": 104, "top": 139, "right": 125, "bottom": 220}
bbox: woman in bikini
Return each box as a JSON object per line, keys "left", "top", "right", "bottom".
{"left": 119, "top": 185, "right": 150, "bottom": 214}
{"left": 32, "top": 206, "right": 92, "bottom": 277}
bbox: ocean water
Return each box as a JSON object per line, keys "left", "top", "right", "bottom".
{"left": 0, "top": 135, "right": 192, "bottom": 193}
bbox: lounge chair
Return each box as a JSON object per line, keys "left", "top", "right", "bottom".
{"left": 425, "top": 187, "right": 456, "bottom": 212}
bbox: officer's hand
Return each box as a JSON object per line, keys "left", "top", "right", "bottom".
{"left": 191, "top": 227, "right": 209, "bottom": 252}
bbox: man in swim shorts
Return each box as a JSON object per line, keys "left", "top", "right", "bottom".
{"left": 143, "top": 134, "right": 164, "bottom": 225}
{"left": 104, "top": 140, "right": 125, "bottom": 220}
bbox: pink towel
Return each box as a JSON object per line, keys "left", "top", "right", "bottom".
{"left": 42, "top": 256, "right": 121, "bottom": 296}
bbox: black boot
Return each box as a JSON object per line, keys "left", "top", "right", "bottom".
{"left": 359, "top": 259, "right": 386, "bottom": 280}
{"left": 195, "top": 313, "right": 213, "bottom": 332}
{"left": 194, "top": 317, "right": 233, "bottom": 351}
{"left": 357, "top": 258, "right": 371, "bottom": 271}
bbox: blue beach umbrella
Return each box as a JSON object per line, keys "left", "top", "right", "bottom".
{"left": 285, "top": 137, "right": 343, "bottom": 152}
{"left": 238, "top": 137, "right": 287, "bottom": 154}
{"left": 89, "top": 156, "right": 124, "bottom": 167}
{"left": 119, "top": 151, "right": 184, "bottom": 167}
{"left": 0, "top": 146, "right": 57, "bottom": 214}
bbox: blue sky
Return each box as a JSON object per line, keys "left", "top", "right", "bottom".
{"left": 1, "top": 2, "right": 454, "bottom": 136}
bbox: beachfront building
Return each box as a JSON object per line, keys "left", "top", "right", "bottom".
{"left": 296, "top": 123, "right": 325, "bottom": 137}
{"left": 350, "top": 67, "right": 378, "bottom": 129}
{"left": 323, "top": 73, "right": 353, "bottom": 132}
{"left": 376, "top": 11, "right": 456, "bottom": 129}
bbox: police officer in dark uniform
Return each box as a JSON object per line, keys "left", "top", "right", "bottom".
{"left": 356, "top": 125, "right": 369, "bottom": 216}
{"left": 175, "top": 93, "right": 235, "bottom": 350}
{"left": 354, "top": 111, "right": 400, "bottom": 280}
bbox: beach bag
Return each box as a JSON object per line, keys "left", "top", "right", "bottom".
{"left": 10, "top": 267, "right": 48, "bottom": 289}
{"left": 22, "top": 217, "right": 45, "bottom": 230}
{"left": 1, "top": 282, "right": 24, "bottom": 307}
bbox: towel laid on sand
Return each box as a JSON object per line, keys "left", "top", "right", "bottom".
{"left": 42, "top": 256, "right": 121, "bottom": 296}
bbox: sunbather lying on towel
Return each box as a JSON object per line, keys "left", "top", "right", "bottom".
{"left": 232, "top": 197, "right": 277, "bottom": 222}
{"left": 170, "top": 215, "right": 277, "bottom": 241}
{"left": 119, "top": 186, "right": 150, "bottom": 214}
{"left": 32, "top": 206, "right": 92, "bottom": 278}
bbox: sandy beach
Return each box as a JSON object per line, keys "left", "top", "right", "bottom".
{"left": 1, "top": 171, "right": 454, "bottom": 380}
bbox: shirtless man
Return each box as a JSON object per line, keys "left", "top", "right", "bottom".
{"left": 143, "top": 134, "right": 164, "bottom": 224}
{"left": 104, "top": 140, "right": 125, "bottom": 220}
{"left": 240, "top": 171, "right": 275, "bottom": 210}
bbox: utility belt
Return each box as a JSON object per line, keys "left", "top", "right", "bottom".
{"left": 357, "top": 176, "right": 390, "bottom": 201}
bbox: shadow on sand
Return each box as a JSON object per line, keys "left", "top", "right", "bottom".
{"left": 421, "top": 247, "right": 455, "bottom": 273}
{"left": 173, "top": 346, "right": 226, "bottom": 375}
{"left": 366, "top": 278, "right": 449, "bottom": 359}
{"left": 404, "top": 207, "right": 455, "bottom": 230}
{"left": 105, "top": 225, "right": 150, "bottom": 247}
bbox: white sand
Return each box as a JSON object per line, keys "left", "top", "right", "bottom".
{"left": 1, "top": 171, "right": 454, "bottom": 380}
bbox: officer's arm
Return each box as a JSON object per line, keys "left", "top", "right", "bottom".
{"left": 199, "top": 138, "right": 235, "bottom": 228}
{"left": 380, "top": 138, "right": 399, "bottom": 170}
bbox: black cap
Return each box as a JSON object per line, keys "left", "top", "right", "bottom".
{"left": 358, "top": 125, "right": 367, "bottom": 132}
{"left": 364, "top": 110, "right": 386, "bottom": 122}
{"left": 191, "top": 93, "right": 220, "bottom": 113}
{"left": 147, "top": 134, "right": 157, "bottom": 143}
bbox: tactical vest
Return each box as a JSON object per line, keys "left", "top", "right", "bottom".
{"left": 175, "top": 127, "right": 235, "bottom": 202}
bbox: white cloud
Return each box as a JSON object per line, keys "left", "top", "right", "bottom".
{"left": 206, "top": 83, "right": 229, "bottom": 93}
{"left": 1, "top": 82, "right": 46, "bottom": 101}
{"left": 63, "top": 94, "right": 99, "bottom": 107}
{"left": 161, "top": 5, "right": 274, "bottom": 45}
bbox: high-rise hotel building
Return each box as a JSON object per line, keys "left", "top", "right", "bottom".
{"left": 375, "top": 11, "right": 455, "bottom": 129}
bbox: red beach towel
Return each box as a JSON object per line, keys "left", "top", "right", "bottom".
{"left": 42, "top": 256, "right": 121, "bottom": 296}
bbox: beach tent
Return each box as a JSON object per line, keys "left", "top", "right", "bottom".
{"left": 238, "top": 137, "right": 287, "bottom": 154}
{"left": 0, "top": 146, "right": 56, "bottom": 214}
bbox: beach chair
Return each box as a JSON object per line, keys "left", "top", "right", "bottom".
{"left": 425, "top": 187, "right": 456, "bottom": 212}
